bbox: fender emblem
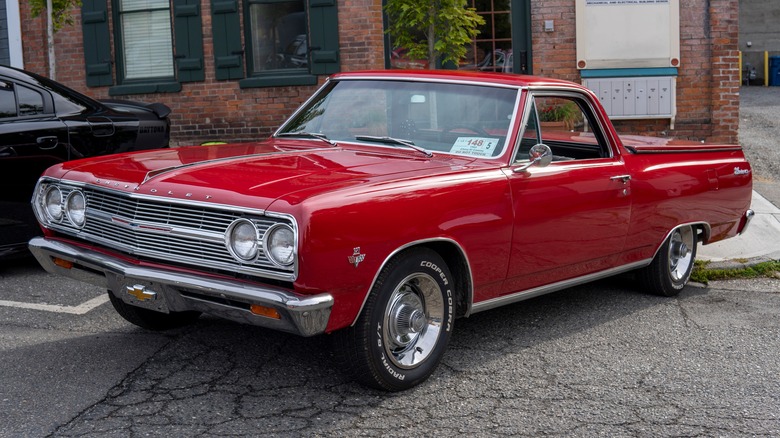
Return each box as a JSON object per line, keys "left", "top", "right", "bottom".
{"left": 126, "top": 284, "right": 157, "bottom": 302}
{"left": 348, "top": 247, "right": 366, "bottom": 268}
{"left": 733, "top": 167, "right": 750, "bottom": 176}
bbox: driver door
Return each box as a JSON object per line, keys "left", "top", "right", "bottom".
{"left": 502, "top": 91, "right": 632, "bottom": 294}
{"left": 0, "top": 80, "right": 69, "bottom": 253}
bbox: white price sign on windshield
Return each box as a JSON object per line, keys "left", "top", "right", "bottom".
{"left": 450, "top": 137, "right": 500, "bottom": 157}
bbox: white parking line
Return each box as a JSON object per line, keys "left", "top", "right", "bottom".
{"left": 0, "top": 294, "right": 110, "bottom": 315}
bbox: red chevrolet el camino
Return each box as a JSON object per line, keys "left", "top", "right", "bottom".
{"left": 29, "top": 71, "right": 753, "bottom": 391}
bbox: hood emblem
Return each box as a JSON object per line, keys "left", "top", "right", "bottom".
{"left": 348, "top": 247, "right": 366, "bottom": 268}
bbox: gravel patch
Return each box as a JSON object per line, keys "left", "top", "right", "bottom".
{"left": 739, "top": 86, "right": 780, "bottom": 184}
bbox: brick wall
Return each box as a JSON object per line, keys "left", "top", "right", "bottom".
{"left": 19, "top": 0, "right": 738, "bottom": 145}
{"left": 530, "top": 0, "right": 739, "bottom": 144}
{"left": 20, "top": 0, "right": 386, "bottom": 146}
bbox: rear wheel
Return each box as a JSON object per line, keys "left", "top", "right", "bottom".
{"left": 638, "top": 225, "right": 697, "bottom": 296}
{"left": 108, "top": 292, "right": 201, "bottom": 330}
{"left": 336, "top": 248, "right": 455, "bottom": 391}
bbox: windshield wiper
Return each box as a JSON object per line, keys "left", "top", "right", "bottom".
{"left": 275, "top": 132, "right": 338, "bottom": 147}
{"left": 354, "top": 135, "right": 433, "bottom": 158}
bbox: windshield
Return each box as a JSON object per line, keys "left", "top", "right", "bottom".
{"left": 277, "top": 79, "right": 519, "bottom": 158}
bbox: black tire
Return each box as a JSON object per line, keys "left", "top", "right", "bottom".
{"left": 108, "top": 292, "right": 201, "bottom": 330}
{"left": 335, "top": 248, "right": 455, "bottom": 391}
{"left": 638, "top": 225, "right": 697, "bottom": 297}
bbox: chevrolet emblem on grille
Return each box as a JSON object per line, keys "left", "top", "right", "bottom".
{"left": 126, "top": 284, "right": 158, "bottom": 301}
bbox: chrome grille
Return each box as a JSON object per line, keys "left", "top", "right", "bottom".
{"left": 43, "top": 183, "right": 295, "bottom": 281}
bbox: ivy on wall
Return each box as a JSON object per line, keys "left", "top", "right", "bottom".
{"left": 30, "top": 0, "right": 82, "bottom": 31}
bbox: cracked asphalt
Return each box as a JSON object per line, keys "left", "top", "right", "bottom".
{"left": 2, "top": 256, "right": 778, "bottom": 437}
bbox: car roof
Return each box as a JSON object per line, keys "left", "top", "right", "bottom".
{"left": 0, "top": 65, "right": 45, "bottom": 85}
{"left": 0, "top": 64, "right": 101, "bottom": 110}
{"left": 330, "top": 69, "right": 584, "bottom": 90}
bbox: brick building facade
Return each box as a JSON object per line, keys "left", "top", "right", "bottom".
{"left": 16, "top": 0, "right": 739, "bottom": 145}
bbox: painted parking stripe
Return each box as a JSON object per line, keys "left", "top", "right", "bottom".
{"left": 0, "top": 294, "right": 110, "bottom": 315}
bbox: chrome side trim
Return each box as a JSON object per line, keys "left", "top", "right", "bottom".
{"left": 28, "top": 237, "right": 330, "bottom": 336}
{"left": 350, "top": 238, "right": 475, "bottom": 326}
{"left": 739, "top": 209, "right": 755, "bottom": 235}
{"left": 470, "top": 260, "right": 651, "bottom": 314}
{"left": 328, "top": 75, "right": 525, "bottom": 90}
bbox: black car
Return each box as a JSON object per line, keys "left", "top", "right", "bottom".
{"left": 0, "top": 65, "right": 171, "bottom": 259}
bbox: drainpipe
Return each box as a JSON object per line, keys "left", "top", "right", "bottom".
{"left": 47, "top": 0, "right": 55, "bottom": 79}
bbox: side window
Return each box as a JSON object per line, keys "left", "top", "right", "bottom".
{"left": 0, "top": 82, "right": 16, "bottom": 118}
{"left": 213, "top": 0, "right": 340, "bottom": 87}
{"left": 17, "top": 85, "right": 45, "bottom": 116}
{"left": 246, "top": 1, "right": 307, "bottom": 74}
{"left": 83, "top": 0, "right": 205, "bottom": 90}
{"left": 0, "top": 83, "right": 45, "bottom": 119}
{"left": 517, "top": 94, "right": 610, "bottom": 162}
{"left": 116, "top": 0, "right": 175, "bottom": 81}
{"left": 514, "top": 99, "right": 540, "bottom": 162}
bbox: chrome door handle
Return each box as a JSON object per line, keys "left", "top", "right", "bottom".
{"left": 610, "top": 175, "right": 631, "bottom": 183}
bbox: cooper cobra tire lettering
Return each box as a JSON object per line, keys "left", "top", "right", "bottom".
{"left": 421, "top": 260, "right": 449, "bottom": 285}
{"left": 336, "top": 248, "right": 456, "bottom": 391}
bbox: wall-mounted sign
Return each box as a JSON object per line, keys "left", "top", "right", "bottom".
{"left": 586, "top": 0, "right": 668, "bottom": 5}
{"left": 576, "top": 0, "right": 679, "bottom": 69}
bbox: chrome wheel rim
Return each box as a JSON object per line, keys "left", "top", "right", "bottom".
{"left": 668, "top": 227, "right": 695, "bottom": 282}
{"left": 383, "top": 273, "right": 444, "bottom": 369}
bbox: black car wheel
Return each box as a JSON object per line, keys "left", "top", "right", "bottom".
{"left": 336, "top": 248, "right": 455, "bottom": 391}
{"left": 638, "top": 225, "right": 697, "bottom": 297}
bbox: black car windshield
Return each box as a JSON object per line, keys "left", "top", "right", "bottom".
{"left": 277, "top": 79, "right": 519, "bottom": 158}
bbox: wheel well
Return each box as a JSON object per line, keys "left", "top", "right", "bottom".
{"left": 420, "top": 241, "right": 473, "bottom": 319}
{"left": 693, "top": 222, "right": 711, "bottom": 244}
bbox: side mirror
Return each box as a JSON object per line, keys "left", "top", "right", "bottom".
{"left": 513, "top": 144, "right": 553, "bottom": 173}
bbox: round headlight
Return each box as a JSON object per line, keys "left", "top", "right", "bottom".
{"left": 226, "top": 219, "right": 259, "bottom": 261}
{"left": 43, "top": 186, "right": 63, "bottom": 222}
{"left": 66, "top": 190, "right": 86, "bottom": 227}
{"left": 264, "top": 224, "right": 295, "bottom": 267}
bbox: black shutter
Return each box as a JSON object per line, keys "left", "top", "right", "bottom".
{"left": 81, "top": 0, "right": 112, "bottom": 87}
{"left": 173, "top": 0, "right": 205, "bottom": 82}
{"left": 211, "top": 0, "right": 244, "bottom": 80}
{"left": 308, "top": 0, "right": 340, "bottom": 75}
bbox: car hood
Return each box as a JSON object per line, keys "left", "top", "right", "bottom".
{"left": 50, "top": 139, "right": 476, "bottom": 211}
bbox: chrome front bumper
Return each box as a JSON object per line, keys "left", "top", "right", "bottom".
{"left": 28, "top": 237, "right": 333, "bottom": 336}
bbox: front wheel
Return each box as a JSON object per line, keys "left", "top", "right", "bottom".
{"left": 638, "top": 225, "right": 697, "bottom": 296}
{"left": 335, "top": 248, "right": 455, "bottom": 391}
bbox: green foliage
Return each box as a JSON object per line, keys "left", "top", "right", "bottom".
{"left": 384, "top": 0, "right": 485, "bottom": 69}
{"left": 30, "top": 0, "right": 82, "bottom": 32}
{"left": 691, "top": 260, "right": 780, "bottom": 284}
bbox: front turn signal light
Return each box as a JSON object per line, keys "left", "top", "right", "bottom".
{"left": 52, "top": 257, "right": 73, "bottom": 269}
{"left": 250, "top": 304, "right": 281, "bottom": 320}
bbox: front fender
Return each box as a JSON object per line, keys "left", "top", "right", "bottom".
{"left": 273, "top": 169, "right": 514, "bottom": 332}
